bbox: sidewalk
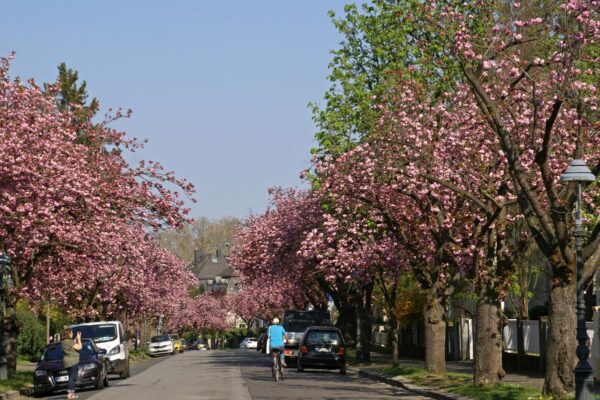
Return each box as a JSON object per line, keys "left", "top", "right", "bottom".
{"left": 348, "top": 352, "right": 546, "bottom": 400}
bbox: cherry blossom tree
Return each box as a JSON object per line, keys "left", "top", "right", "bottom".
{"left": 230, "top": 189, "right": 326, "bottom": 315}
{"left": 0, "top": 55, "right": 195, "bottom": 375}
{"left": 440, "top": 1, "right": 600, "bottom": 394}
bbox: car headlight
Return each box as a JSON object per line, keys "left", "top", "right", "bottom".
{"left": 82, "top": 363, "right": 97, "bottom": 371}
{"left": 108, "top": 345, "right": 121, "bottom": 356}
{"left": 35, "top": 370, "right": 47, "bottom": 377}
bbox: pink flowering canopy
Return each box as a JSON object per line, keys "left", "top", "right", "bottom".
{"left": 0, "top": 55, "right": 197, "bottom": 323}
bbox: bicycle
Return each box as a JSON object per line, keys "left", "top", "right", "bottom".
{"left": 271, "top": 348, "right": 284, "bottom": 382}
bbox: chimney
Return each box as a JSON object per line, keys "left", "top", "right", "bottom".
{"left": 194, "top": 250, "right": 203, "bottom": 263}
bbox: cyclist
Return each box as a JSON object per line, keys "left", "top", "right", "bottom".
{"left": 267, "top": 317, "right": 289, "bottom": 367}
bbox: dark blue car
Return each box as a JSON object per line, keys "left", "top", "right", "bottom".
{"left": 33, "top": 338, "right": 109, "bottom": 396}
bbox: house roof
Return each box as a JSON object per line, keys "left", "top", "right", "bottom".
{"left": 189, "top": 252, "right": 238, "bottom": 280}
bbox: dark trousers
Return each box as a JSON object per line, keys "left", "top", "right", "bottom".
{"left": 67, "top": 364, "right": 79, "bottom": 392}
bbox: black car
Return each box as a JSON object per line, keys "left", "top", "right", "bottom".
{"left": 296, "top": 326, "right": 346, "bottom": 375}
{"left": 33, "top": 338, "right": 109, "bottom": 396}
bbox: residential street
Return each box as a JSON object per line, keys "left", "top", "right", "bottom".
{"left": 32, "top": 350, "right": 433, "bottom": 400}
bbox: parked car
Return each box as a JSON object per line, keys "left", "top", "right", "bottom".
{"left": 181, "top": 339, "right": 190, "bottom": 350}
{"left": 192, "top": 338, "right": 209, "bottom": 350}
{"left": 169, "top": 334, "right": 184, "bottom": 353}
{"left": 33, "top": 338, "right": 109, "bottom": 396}
{"left": 71, "top": 320, "right": 130, "bottom": 378}
{"left": 148, "top": 335, "right": 174, "bottom": 356}
{"left": 296, "top": 326, "right": 346, "bottom": 375}
{"left": 239, "top": 337, "right": 257, "bottom": 349}
{"left": 256, "top": 333, "right": 267, "bottom": 353}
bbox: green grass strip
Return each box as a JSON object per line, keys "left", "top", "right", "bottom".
{"left": 376, "top": 366, "right": 553, "bottom": 400}
{"left": 0, "top": 371, "right": 33, "bottom": 393}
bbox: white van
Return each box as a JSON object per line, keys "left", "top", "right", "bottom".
{"left": 71, "top": 321, "right": 130, "bottom": 378}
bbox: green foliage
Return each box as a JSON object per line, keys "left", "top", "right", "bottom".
{"left": 188, "top": 284, "right": 206, "bottom": 299}
{"left": 15, "top": 301, "right": 46, "bottom": 361}
{"left": 129, "top": 347, "right": 150, "bottom": 361}
{"left": 310, "top": 0, "right": 466, "bottom": 161}
{"left": 44, "top": 62, "right": 100, "bottom": 146}
{"left": 222, "top": 327, "right": 250, "bottom": 348}
{"left": 54, "top": 63, "right": 98, "bottom": 114}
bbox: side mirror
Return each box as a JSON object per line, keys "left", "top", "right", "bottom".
{"left": 98, "top": 348, "right": 107, "bottom": 355}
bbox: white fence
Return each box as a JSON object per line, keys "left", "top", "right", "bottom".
{"left": 374, "top": 307, "right": 600, "bottom": 372}
{"left": 503, "top": 319, "right": 596, "bottom": 356}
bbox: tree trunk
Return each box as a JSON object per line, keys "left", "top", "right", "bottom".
{"left": 389, "top": 314, "right": 399, "bottom": 366}
{"left": 46, "top": 301, "right": 51, "bottom": 344}
{"left": 361, "top": 282, "right": 373, "bottom": 363}
{"left": 474, "top": 299, "right": 505, "bottom": 385}
{"left": 543, "top": 281, "right": 576, "bottom": 397}
{"left": 3, "top": 299, "right": 18, "bottom": 378}
{"left": 423, "top": 292, "right": 446, "bottom": 374}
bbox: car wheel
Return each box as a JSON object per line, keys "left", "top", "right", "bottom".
{"left": 95, "top": 371, "right": 105, "bottom": 390}
{"left": 119, "top": 359, "right": 130, "bottom": 379}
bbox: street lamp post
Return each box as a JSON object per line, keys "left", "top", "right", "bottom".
{"left": 560, "top": 159, "right": 597, "bottom": 400}
{"left": 0, "top": 254, "right": 11, "bottom": 380}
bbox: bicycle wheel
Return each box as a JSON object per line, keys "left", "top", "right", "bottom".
{"left": 274, "top": 361, "right": 280, "bottom": 382}
{"left": 279, "top": 363, "right": 284, "bottom": 381}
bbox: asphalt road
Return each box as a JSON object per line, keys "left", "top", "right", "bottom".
{"left": 29, "top": 353, "right": 173, "bottom": 400}
{"left": 29, "top": 349, "right": 432, "bottom": 400}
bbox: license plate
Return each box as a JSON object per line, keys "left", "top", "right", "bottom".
{"left": 55, "top": 376, "right": 68, "bottom": 382}
{"left": 317, "top": 347, "right": 331, "bottom": 353}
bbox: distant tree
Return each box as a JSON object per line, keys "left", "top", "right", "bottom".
{"left": 157, "top": 217, "right": 242, "bottom": 262}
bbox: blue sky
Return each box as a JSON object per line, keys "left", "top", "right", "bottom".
{"left": 1, "top": 1, "right": 349, "bottom": 219}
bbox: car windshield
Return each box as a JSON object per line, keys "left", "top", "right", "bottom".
{"left": 247, "top": 338, "right": 256, "bottom": 341}
{"left": 306, "top": 330, "right": 341, "bottom": 345}
{"left": 75, "top": 324, "right": 117, "bottom": 344}
{"left": 151, "top": 335, "right": 170, "bottom": 343}
{"left": 40, "top": 340, "right": 96, "bottom": 361}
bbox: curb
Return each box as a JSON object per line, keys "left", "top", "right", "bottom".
{"left": 0, "top": 386, "right": 35, "bottom": 399}
{"left": 0, "top": 390, "right": 21, "bottom": 400}
{"left": 353, "top": 367, "right": 469, "bottom": 400}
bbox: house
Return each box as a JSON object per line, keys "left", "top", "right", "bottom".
{"left": 189, "top": 247, "right": 241, "bottom": 295}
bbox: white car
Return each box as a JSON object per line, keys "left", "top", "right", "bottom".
{"left": 149, "top": 335, "right": 174, "bottom": 356}
{"left": 239, "top": 337, "right": 258, "bottom": 349}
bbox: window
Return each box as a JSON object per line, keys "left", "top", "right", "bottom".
{"left": 306, "top": 330, "right": 341, "bottom": 345}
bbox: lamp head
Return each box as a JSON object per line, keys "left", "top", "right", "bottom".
{"left": 560, "top": 159, "right": 596, "bottom": 183}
